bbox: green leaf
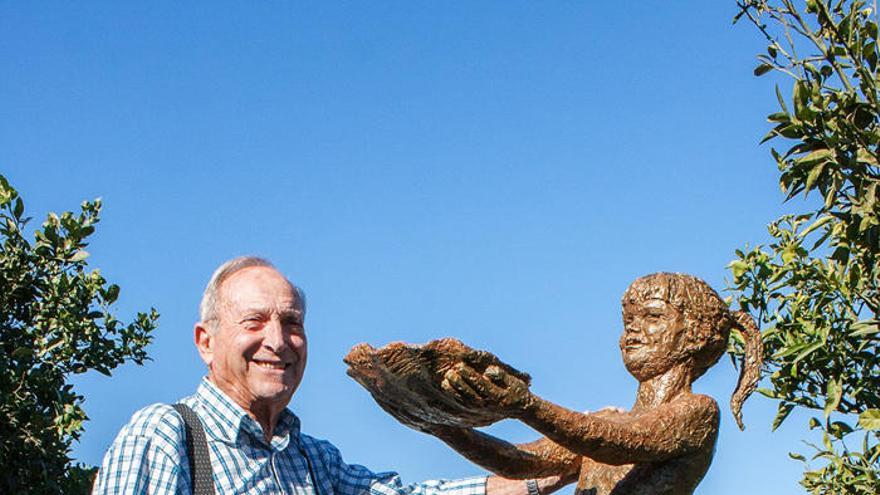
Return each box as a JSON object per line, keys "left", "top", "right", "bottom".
{"left": 792, "top": 340, "right": 824, "bottom": 364}
{"left": 781, "top": 245, "right": 798, "bottom": 264}
{"left": 828, "top": 421, "right": 853, "bottom": 439}
{"left": 12, "top": 347, "right": 33, "bottom": 360}
{"left": 775, "top": 85, "right": 789, "bottom": 114}
{"left": 793, "top": 80, "right": 806, "bottom": 117}
{"left": 849, "top": 320, "right": 879, "bottom": 337}
{"left": 824, "top": 182, "right": 836, "bottom": 209}
{"left": 797, "top": 148, "right": 833, "bottom": 167}
{"left": 804, "top": 163, "right": 826, "bottom": 193}
{"left": 800, "top": 215, "right": 833, "bottom": 238}
{"left": 754, "top": 63, "right": 774, "bottom": 76}
{"left": 825, "top": 379, "right": 842, "bottom": 418}
{"left": 757, "top": 387, "right": 780, "bottom": 399}
{"left": 104, "top": 284, "right": 120, "bottom": 303}
{"left": 773, "top": 402, "right": 795, "bottom": 431}
{"left": 858, "top": 409, "right": 880, "bottom": 430}
{"left": 768, "top": 111, "right": 791, "bottom": 123}
{"left": 866, "top": 20, "right": 878, "bottom": 40}
{"left": 0, "top": 175, "right": 15, "bottom": 206}
{"left": 778, "top": 123, "right": 804, "bottom": 139}
{"left": 69, "top": 250, "right": 90, "bottom": 263}
{"left": 730, "top": 260, "right": 749, "bottom": 279}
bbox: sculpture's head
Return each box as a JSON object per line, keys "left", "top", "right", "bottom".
{"left": 620, "top": 272, "right": 764, "bottom": 429}
{"left": 620, "top": 273, "right": 730, "bottom": 381}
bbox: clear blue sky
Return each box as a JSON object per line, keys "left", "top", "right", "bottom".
{"left": 2, "top": 2, "right": 815, "bottom": 493}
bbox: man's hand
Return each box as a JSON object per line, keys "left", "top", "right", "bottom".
{"left": 486, "top": 474, "right": 573, "bottom": 495}
{"left": 441, "top": 363, "right": 534, "bottom": 418}
{"left": 591, "top": 406, "right": 627, "bottom": 417}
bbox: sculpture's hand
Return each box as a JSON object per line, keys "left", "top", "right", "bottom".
{"left": 441, "top": 363, "right": 535, "bottom": 418}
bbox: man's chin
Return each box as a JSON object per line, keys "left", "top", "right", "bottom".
{"left": 252, "top": 382, "right": 297, "bottom": 403}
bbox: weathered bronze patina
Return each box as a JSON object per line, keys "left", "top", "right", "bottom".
{"left": 345, "top": 273, "right": 764, "bottom": 495}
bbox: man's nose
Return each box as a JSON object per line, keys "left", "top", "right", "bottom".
{"left": 262, "top": 317, "right": 288, "bottom": 352}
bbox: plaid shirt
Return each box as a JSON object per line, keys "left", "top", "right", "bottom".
{"left": 92, "top": 378, "right": 487, "bottom": 495}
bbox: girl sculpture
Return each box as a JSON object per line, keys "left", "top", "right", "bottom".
{"left": 381, "top": 273, "right": 764, "bottom": 495}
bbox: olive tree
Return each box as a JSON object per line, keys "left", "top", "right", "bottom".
{"left": 0, "top": 174, "right": 158, "bottom": 494}
{"left": 729, "top": 1, "right": 880, "bottom": 492}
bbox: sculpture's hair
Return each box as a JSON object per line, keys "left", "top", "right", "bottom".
{"left": 199, "top": 256, "right": 306, "bottom": 327}
{"left": 622, "top": 273, "right": 764, "bottom": 430}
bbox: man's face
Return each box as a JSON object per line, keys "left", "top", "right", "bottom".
{"left": 199, "top": 266, "right": 307, "bottom": 413}
{"left": 619, "top": 296, "right": 688, "bottom": 381}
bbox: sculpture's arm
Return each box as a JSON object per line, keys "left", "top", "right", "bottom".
{"left": 443, "top": 365, "right": 719, "bottom": 466}
{"left": 521, "top": 393, "right": 719, "bottom": 466}
{"left": 427, "top": 425, "right": 581, "bottom": 480}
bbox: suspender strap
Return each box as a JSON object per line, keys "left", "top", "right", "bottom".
{"left": 172, "top": 403, "right": 217, "bottom": 495}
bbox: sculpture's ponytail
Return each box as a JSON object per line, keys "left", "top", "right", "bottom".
{"left": 729, "top": 311, "right": 764, "bottom": 430}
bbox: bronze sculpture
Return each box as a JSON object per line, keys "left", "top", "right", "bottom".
{"left": 346, "top": 273, "right": 764, "bottom": 495}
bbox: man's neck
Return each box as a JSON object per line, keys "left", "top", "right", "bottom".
{"left": 248, "top": 401, "right": 285, "bottom": 442}
{"left": 206, "top": 375, "right": 286, "bottom": 442}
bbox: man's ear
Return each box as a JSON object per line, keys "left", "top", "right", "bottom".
{"left": 194, "top": 322, "right": 214, "bottom": 366}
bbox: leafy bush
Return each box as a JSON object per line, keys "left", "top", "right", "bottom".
{"left": 730, "top": 1, "right": 880, "bottom": 492}
{"left": 0, "top": 175, "right": 158, "bottom": 494}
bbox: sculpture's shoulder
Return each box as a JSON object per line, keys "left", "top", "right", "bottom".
{"left": 673, "top": 393, "right": 720, "bottom": 450}
{"left": 685, "top": 394, "right": 720, "bottom": 425}
{"left": 640, "top": 393, "right": 718, "bottom": 426}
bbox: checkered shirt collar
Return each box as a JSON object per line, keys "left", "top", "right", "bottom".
{"left": 193, "top": 377, "right": 301, "bottom": 451}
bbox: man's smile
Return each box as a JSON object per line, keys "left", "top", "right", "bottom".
{"left": 251, "top": 358, "right": 292, "bottom": 370}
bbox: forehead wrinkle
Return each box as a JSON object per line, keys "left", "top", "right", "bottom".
{"left": 225, "top": 284, "right": 298, "bottom": 307}
{"left": 236, "top": 301, "right": 302, "bottom": 314}
{"left": 215, "top": 268, "right": 304, "bottom": 321}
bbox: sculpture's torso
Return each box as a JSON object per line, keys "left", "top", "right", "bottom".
{"left": 573, "top": 409, "right": 717, "bottom": 495}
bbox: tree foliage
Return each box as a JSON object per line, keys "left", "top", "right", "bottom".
{"left": 0, "top": 175, "right": 158, "bottom": 494}
{"left": 730, "top": 1, "right": 880, "bottom": 492}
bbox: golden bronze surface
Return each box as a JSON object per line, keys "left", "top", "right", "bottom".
{"left": 345, "top": 273, "right": 764, "bottom": 495}
{"left": 345, "top": 338, "right": 532, "bottom": 428}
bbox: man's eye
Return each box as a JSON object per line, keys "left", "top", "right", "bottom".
{"left": 283, "top": 319, "right": 304, "bottom": 330}
{"left": 242, "top": 317, "right": 264, "bottom": 329}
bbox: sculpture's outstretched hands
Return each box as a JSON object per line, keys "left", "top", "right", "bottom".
{"left": 345, "top": 339, "right": 533, "bottom": 428}
{"left": 441, "top": 362, "right": 535, "bottom": 418}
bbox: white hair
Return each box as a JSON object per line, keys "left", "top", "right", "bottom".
{"left": 199, "top": 256, "right": 306, "bottom": 325}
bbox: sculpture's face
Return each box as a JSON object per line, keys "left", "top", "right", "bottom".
{"left": 620, "top": 296, "right": 688, "bottom": 381}
{"left": 203, "top": 266, "right": 307, "bottom": 413}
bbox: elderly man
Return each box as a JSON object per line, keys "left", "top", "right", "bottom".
{"left": 93, "top": 257, "right": 571, "bottom": 495}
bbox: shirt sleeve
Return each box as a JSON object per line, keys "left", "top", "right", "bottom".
{"left": 310, "top": 438, "right": 487, "bottom": 495}
{"left": 91, "top": 404, "right": 190, "bottom": 495}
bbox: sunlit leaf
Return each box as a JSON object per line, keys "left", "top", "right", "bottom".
{"left": 858, "top": 409, "right": 880, "bottom": 430}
